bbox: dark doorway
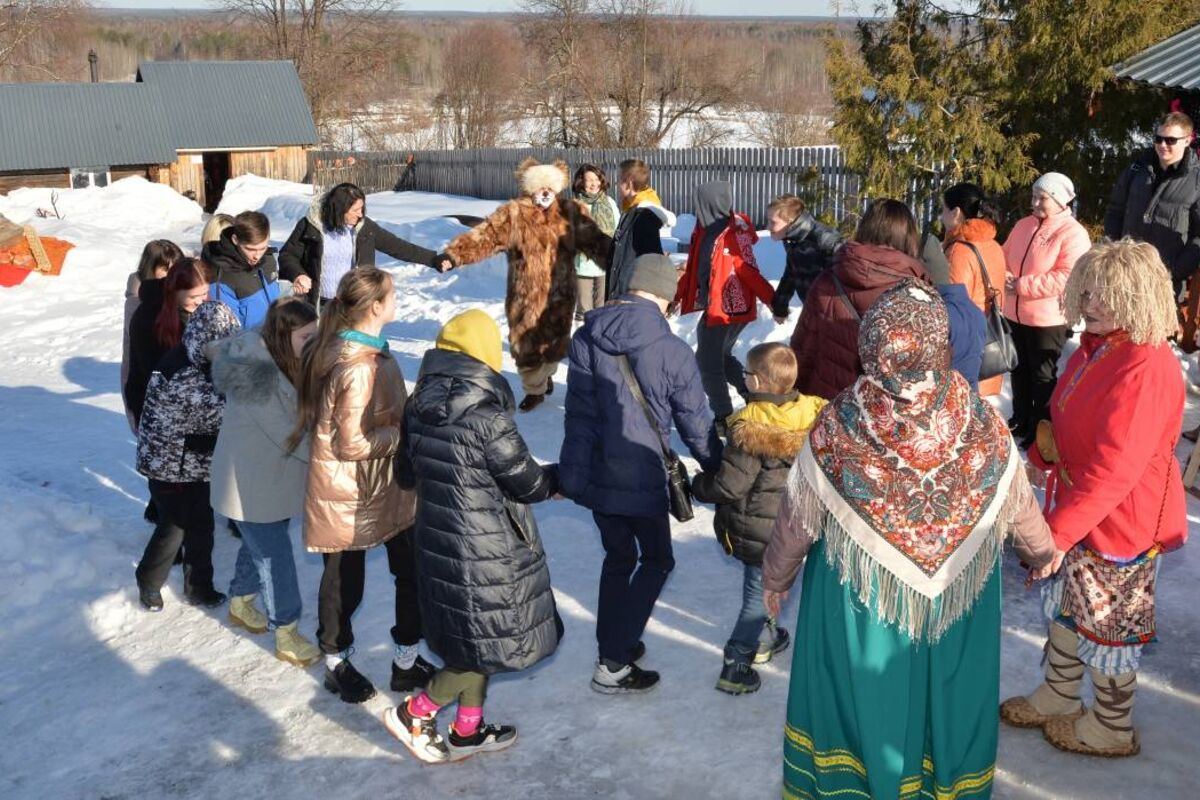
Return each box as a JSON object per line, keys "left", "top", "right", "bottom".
{"left": 202, "top": 152, "right": 231, "bottom": 213}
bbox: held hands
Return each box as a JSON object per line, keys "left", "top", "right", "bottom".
{"left": 763, "top": 589, "right": 787, "bottom": 619}
{"left": 292, "top": 274, "right": 313, "bottom": 295}
{"left": 1005, "top": 274, "right": 1017, "bottom": 293}
{"left": 1028, "top": 549, "right": 1067, "bottom": 584}
{"left": 433, "top": 253, "right": 455, "bottom": 273}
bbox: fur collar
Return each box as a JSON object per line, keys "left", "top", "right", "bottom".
{"left": 728, "top": 392, "right": 826, "bottom": 459}
{"left": 305, "top": 195, "right": 364, "bottom": 238}
{"left": 211, "top": 331, "right": 286, "bottom": 404}
{"left": 731, "top": 418, "right": 809, "bottom": 460}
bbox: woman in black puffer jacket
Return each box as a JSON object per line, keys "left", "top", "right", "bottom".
{"left": 384, "top": 309, "right": 561, "bottom": 764}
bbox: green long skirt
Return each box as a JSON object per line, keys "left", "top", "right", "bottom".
{"left": 783, "top": 541, "right": 1000, "bottom": 800}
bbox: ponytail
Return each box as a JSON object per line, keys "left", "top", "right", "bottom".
{"left": 942, "top": 183, "right": 1002, "bottom": 227}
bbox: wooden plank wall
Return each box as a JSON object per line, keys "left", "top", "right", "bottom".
{"left": 168, "top": 153, "right": 206, "bottom": 206}
{"left": 0, "top": 170, "right": 70, "bottom": 194}
{"left": 308, "top": 146, "right": 901, "bottom": 227}
{"left": 230, "top": 145, "right": 310, "bottom": 184}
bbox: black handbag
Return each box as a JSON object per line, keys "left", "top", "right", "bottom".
{"left": 616, "top": 353, "right": 695, "bottom": 523}
{"left": 955, "top": 240, "right": 1018, "bottom": 380}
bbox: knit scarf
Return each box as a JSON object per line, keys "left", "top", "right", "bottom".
{"left": 576, "top": 192, "right": 617, "bottom": 235}
{"left": 622, "top": 187, "right": 663, "bottom": 213}
{"left": 338, "top": 329, "right": 389, "bottom": 353}
{"left": 783, "top": 281, "right": 1020, "bottom": 642}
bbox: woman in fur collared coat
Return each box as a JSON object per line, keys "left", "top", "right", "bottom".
{"left": 444, "top": 159, "right": 613, "bottom": 412}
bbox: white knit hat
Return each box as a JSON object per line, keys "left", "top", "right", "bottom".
{"left": 519, "top": 162, "right": 569, "bottom": 196}
{"left": 1032, "top": 172, "right": 1076, "bottom": 208}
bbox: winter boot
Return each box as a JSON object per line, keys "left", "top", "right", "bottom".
{"left": 324, "top": 658, "right": 377, "bottom": 704}
{"left": 1044, "top": 670, "right": 1140, "bottom": 757}
{"left": 716, "top": 659, "right": 762, "bottom": 695}
{"left": 228, "top": 594, "right": 268, "bottom": 634}
{"left": 383, "top": 698, "right": 450, "bottom": 764}
{"left": 590, "top": 660, "right": 660, "bottom": 694}
{"left": 183, "top": 586, "right": 227, "bottom": 609}
{"left": 391, "top": 655, "right": 437, "bottom": 692}
{"left": 448, "top": 720, "right": 517, "bottom": 760}
{"left": 1001, "top": 623, "right": 1085, "bottom": 729}
{"left": 275, "top": 623, "right": 321, "bottom": 668}
{"left": 755, "top": 625, "right": 790, "bottom": 665}
{"left": 138, "top": 585, "right": 164, "bottom": 612}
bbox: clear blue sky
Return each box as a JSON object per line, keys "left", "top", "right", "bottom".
{"left": 102, "top": 0, "right": 837, "bottom": 15}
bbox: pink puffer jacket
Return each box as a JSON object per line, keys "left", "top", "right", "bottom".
{"left": 1001, "top": 211, "right": 1091, "bottom": 327}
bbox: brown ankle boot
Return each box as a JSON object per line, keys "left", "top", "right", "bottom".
{"left": 1044, "top": 670, "right": 1140, "bottom": 757}
{"left": 1000, "top": 623, "right": 1085, "bottom": 728}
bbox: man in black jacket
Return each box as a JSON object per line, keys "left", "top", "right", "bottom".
{"left": 1104, "top": 111, "right": 1200, "bottom": 293}
{"left": 765, "top": 194, "right": 840, "bottom": 322}
{"left": 605, "top": 159, "right": 677, "bottom": 301}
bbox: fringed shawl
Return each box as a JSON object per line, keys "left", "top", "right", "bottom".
{"left": 785, "top": 281, "right": 1023, "bottom": 643}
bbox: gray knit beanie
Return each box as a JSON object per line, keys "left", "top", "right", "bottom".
{"left": 627, "top": 253, "right": 680, "bottom": 301}
{"left": 1032, "top": 172, "right": 1076, "bottom": 209}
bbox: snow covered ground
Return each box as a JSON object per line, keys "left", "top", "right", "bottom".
{"left": 0, "top": 174, "right": 1197, "bottom": 799}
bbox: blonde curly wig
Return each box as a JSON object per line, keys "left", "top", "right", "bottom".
{"left": 1062, "top": 239, "right": 1177, "bottom": 346}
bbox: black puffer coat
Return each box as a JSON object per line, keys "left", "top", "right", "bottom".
{"left": 1104, "top": 147, "right": 1200, "bottom": 283}
{"left": 398, "top": 347, "right": 561, "bottom": 675}
{"left": 690, "top": 392, "right": 815, "bottom": 566}
{"left": 771, "top": 213, "right": 841, "bottom": 318}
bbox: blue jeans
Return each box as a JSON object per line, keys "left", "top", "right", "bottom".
{"left": 229, "top": 518, "right": 302, "bottom": 628}
{"left": 724, "top": 564, "right": 775, "bottom": 665}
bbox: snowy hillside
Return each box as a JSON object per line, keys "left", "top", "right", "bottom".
{"left": 0, "top": 175, "right": 1196, "bottom": 799}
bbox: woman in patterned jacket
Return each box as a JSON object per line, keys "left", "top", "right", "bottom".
{"left": 135, "top": 300, "right": 240, "bottom": 612}
{"left": 1002, "top": 240, "right": 1187, "bottom": 758}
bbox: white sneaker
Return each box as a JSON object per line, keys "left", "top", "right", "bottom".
{"left": 590, "top": 660, "right": 660, "bottom": 694}
{"left": 383, "top": 700, "right": 450, "bottom": 764}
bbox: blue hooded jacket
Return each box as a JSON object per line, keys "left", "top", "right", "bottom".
{"left": 937, "top": 283, "right": 985, "bottom": 391}
{"left": 560, "top": 295, "right": 721, "bottom": 517}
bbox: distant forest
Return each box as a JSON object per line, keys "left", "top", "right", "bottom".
{"left": 1, "top": 6, "right": 847, "bottom": 149}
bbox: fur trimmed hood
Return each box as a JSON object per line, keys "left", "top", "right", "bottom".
{"left": 728, "top": 392, "right": 827, "bottom": 459}
{"left": 212, "top": 331, "right": 285, "bottom": 404}
{"left": 516, "top": 158, "right": 569, "bottom": 196}
{"left": 305, "top": 193, "right": 365, "bottom": 236}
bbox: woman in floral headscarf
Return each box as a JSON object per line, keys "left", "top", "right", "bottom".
{"left": 761, "top": 281, "right": 1055, "bottom": 800}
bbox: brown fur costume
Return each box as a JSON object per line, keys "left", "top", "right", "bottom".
{"left": 445, "top": 159, "right": 612, "bottom": 370}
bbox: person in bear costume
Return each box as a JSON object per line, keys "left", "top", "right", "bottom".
{"left": 445, "top": 159, "right": 613, "bottom": 411}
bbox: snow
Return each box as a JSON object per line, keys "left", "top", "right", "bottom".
{"left": 0, "top": 175, "right": 1197, "bottom": 799}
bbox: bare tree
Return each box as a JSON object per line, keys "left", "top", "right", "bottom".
{"left": 219, "top": 0, "right": 398, "bottom": 136}
{"left": 0, "top": 0, "right": 90, "bottom": 80}
{"left": 436, "top": 22, "right": 521, "bottom": 149}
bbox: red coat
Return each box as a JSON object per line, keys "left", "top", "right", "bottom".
{"left": 789, "top": 241, "right": 929, "bottom": 400}
{"left": 1029, "top": 331, "right": 1187, "bottom": 558}
{"left": 675, "top": 213, "right": 774, "bottom": 326}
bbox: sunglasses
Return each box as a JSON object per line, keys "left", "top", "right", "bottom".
{"left": 1154, "top": 135, "right": 1187, "bottom": 146}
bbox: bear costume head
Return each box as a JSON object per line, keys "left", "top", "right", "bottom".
{"left": 516, "top": 158, "right": 570, "bottom": 208}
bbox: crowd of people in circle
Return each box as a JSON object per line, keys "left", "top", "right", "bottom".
{"left": 116, "top": 110, "right": 1197, "bottom": 791}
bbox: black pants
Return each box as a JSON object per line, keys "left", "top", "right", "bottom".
{"left": 136, "top": 480, "right": 215, "bottom": 596}
{"left": 1009, "top": 321, "right": 1068, "bottom": 432}
{"left": 316, "top": 527, "right": 422, "bottom": 655}
{"left": 695, "top": 318, "right": 749, "bottom": 419}
{"left": 593, "top": 512, "right": 675, "bottom": 665}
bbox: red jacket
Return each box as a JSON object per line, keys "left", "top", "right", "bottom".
{"left": 675, "top": 213, "right": 774, "bottom": 326}
{"left": 1030, "top": 331, "right": 1187, "bottom": 558}
{"left": 789, "top": 241, "right": 929, "bottom": 400}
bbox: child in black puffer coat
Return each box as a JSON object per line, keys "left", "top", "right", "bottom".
{"left": 383, "top": 309, "right": 561, "bottom": 764}
{"left": 135, "top": 301, "right": 240, "bottom": 612}
{"left": 690, "top": 342, "right": 826, "bottom": 695}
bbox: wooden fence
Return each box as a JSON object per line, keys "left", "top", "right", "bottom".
{"left": 309, "top": 146, "right": 945, "bottom": 227}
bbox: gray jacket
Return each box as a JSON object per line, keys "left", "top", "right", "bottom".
{"left": 210, "top": 331, "right": 309, "bottom": 523}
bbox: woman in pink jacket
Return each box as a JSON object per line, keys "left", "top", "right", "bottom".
{"left": 1002, "top": 172, "right": 1091, "bottom": 449}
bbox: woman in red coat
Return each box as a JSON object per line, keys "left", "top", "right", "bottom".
{"left": 1001, "top": 240, "right": 1186, "bottom": 758}
{"left": 675, "top": 180, "right": 775, "bottom": 428}
{"left": 789, "top": 199, "right": 929, "bottom": 399}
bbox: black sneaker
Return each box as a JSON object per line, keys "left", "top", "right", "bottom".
{"left": 138, "top": 585, "right": 163, "bottom": 612}
{"left": 383, "top": 698, "right": 449, "bottom": 763}
{"left": 715, "top": 660, "right": 761, "bottom": 695}
{"left": 590, "top": 660, "right": 660, "bottom": 694}
{"left": 324, "top": 659, "right": 377, "bottom": 704}
{"left": 754, "top": 627, "right": 790, "bottom": 665}
{"left": 448, "top": 720, "right": 517, "bottom": 760}
{"left": 183, "top": 587, "right": 227, "bottom": 608}
{"left": 391, "top": 655, "right": 437, "bottom": 692}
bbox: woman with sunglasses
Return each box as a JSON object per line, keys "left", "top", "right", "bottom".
{"left": 1104, "top": 111, "right": 1200, "bottom": 297}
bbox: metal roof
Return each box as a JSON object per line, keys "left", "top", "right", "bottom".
{"left": 136, "top": 60, "right": 319, "bottom": 149}
{"left": 1114, "top": 23, "right": 1200, "bottom": 91}
{"left": 0, "top": 82, "right": 176, "bottom": 171}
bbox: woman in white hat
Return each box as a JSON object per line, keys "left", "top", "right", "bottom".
{"left": 1001, "top": 172, "right": 1092, "bottom": 450}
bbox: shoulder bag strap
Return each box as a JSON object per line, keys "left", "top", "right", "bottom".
{"left": 615, "top": 353, "right": 671, "bottom": 461}
{"left": 956, "top": 240, "right": 997, "bottom": 311}
{"left": 829, "top": 270, "right": 861, "bottom": 322}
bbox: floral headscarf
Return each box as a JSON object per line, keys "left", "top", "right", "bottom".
{"left": 791, "top": 281, "right": 1020, "bottom": 641}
